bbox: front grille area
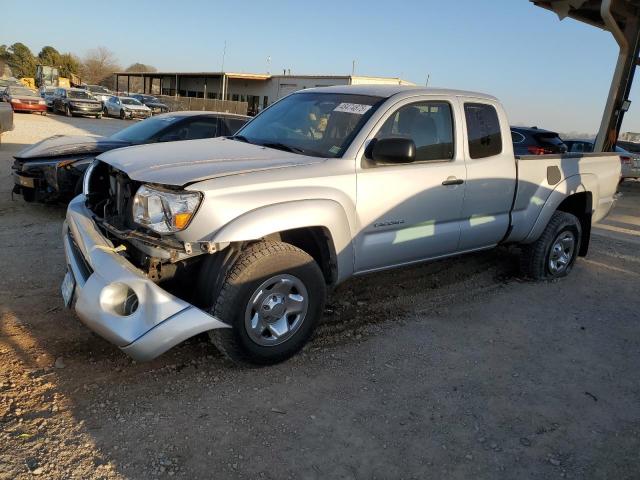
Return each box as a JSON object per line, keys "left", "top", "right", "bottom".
{"left": 85, "top": 161, "right": 141, "bottom": 231}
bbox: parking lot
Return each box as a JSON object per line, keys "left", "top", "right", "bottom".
{"left": 0, "top": 113, "right": 639, "bottom": 479}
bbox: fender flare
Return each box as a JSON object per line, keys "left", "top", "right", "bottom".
{"left": 522, "top": 173, "right": 597, "bottom": 244}
{"left": 211, "top": 199, "right": 355, "bottom": 283}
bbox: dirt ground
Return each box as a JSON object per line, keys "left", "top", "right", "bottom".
{"left": 1, "top": 113, "right": 639, "bottom": 480}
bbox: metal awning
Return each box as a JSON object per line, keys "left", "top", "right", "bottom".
{"left": 532, "top": 0, "right": 640, "bottom": 151}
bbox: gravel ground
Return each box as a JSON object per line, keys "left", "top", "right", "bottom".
{"left": 0, "top": 113, "right": 639, "bottom": 479}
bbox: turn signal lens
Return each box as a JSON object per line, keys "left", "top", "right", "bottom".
{"left": 173, "top": 212, "right": 192, "bottom": 230}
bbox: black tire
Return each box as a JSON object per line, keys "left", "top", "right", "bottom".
{"left": 520, "top": 211, "right": 582, "bottom": 280}
{"left": 65, "top": 104, "right": 72, "bottom": 117}
{"left": 119, "top": 109, "right": 126, "bottom": 120}
{"left": 95, "top": 114, "right": 102, "bottom": 119}
{"left": 103, "top": 106, "right": 108, "bottom": 117}
{"left": 208, "top": 241, "right": 326, "bottom": 366}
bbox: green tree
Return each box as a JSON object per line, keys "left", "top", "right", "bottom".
{"left": 5, "top": 43, "right": 36, "bottom": 78}
{"left": 58, "top": 53, "right": 81, "bottom": 78}
{"left": 37, "top": 45, "right": 61, "bottom": 66}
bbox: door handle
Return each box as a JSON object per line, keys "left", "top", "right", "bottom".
{"left": 442, "top": 177, "right": 464, "bottom": 186}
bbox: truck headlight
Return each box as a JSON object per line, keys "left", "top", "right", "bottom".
{"left": 132, "top": 185, "right": 202, "bottom": 233}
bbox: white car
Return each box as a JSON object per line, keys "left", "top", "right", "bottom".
{"left": 103, "top": 96, "right": 151, "bottom": 120}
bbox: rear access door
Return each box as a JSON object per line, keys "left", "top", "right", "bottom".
{"left": 456, "top": 99, "right": 517, "bottom": 250}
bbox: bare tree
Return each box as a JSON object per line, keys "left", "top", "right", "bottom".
{"left": 81, "top": 46, "right": 121, "bottom": 86}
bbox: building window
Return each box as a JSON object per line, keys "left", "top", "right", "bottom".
{"left": 263, "top": 96, "right": 269, "bottom": 108}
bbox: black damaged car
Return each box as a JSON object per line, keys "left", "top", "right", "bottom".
{"left": 12, "top": 111, "right": 249, "bottom": 202}
{"left": 131, "top": 94, "right": 169, "bottom": 114}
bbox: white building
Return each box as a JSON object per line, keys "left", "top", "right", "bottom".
{"left": 114, "top": 71, "right": 414, "bottom": 114}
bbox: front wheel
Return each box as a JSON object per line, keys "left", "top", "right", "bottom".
{"left": 520, "top": 211, "right": 582, "bottom": 280}
{"left": 119, "top": 109, "right": 126, "bottom": 120}
{"left": 95, "top": 114, "right": 102, "bottom": 119}
{"left": 208, "top": 241, "right": 326, "bottom": 366}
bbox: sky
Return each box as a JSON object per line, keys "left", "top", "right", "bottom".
{"left": 2, "top": 0, "right": 638, "bottom": 134}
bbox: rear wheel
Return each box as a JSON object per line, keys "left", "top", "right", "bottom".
{"left": 520, "top": 211, "right": 582, "bottom": 280}
{"left": 208, "top": 241, "right": 326, "bottom": 366}
{"left": 119, "top": 109, "right": 126, "bottom": 120}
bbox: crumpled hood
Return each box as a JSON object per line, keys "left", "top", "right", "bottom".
{"left": 145, "top": 102, "right": 167, "bottom": 109}
{"left": 97, "top": 137, "right": 326, "bottom": 186}
{"left": 14, "top": 135, "right": 130, "bottom": 160}
{"left": 125, "top": 104, "right": 150, "bottom": 111}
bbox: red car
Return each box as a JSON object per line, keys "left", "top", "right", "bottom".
{"left": 1, "top": 86, "right": 47, "bottom": 115}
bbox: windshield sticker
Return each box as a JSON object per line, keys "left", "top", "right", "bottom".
{"left": 329, "top": 145, "right": 342, "bottom": 155}
{"left": 333, "top": 103, "right": 372, "bottom": 115}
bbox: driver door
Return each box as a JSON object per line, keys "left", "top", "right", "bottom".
{"left": 355, "top": 98, "right": 467, "bottom": 272}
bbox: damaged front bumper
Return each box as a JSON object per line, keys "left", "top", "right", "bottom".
{"left": 62, "top": 195, "right": 229, "bottom": 361}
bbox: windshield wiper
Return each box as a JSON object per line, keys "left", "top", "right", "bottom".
{"left": 260, "top": 142, "right": 306, "bottom": 155}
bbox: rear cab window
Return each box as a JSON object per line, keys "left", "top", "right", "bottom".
{"left": 464, "top": 103, "right": 502, "bottom": 159}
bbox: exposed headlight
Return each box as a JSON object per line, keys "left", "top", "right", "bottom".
{"left": 132, "top": 185, "right": 202, "bottom": 233}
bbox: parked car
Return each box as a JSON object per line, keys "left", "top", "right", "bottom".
{"left": 39, "top": 86, "right": 56, "bottom": 110}
{"left": 103, "top": 96, "right": 151, "bottom": 120}
{"left": 131, "top": 94, "right": 169, "bottom": 114}
{"left": 511, "top": 126, "right": 567, "bottom": 155}
{"left": 53, "top": 88, "right": 103, "bottom": 118}
{"left": 62, "top": 85, "right": 620, "bottom": 365}
{"left": 86, "top": 84, "right": 114, "bottom": 106}
{"left": 12, "top": 111, "right": 249, "bottom": 202}
{"left": 0, "top": 101, "right": 14, "bottom": 146}
{"left": 563, "top": 139, "right": 640, "bottom": 180}
{"left": 1, "top": 85, "right": 47, "bottom": 115}
{"left": 0, "top": 77, "right": 22, "bottom": 90}
{"left": 617, "top": 139, "right": 640, "bottom": 154}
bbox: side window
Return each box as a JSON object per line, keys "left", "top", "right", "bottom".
{"left": 464, "top": 103, "right": 502, "bottom": 159}
{"left": 183, "top": 119, "right": 219, "bottom": 140}
{"left": 225, "top": 118, "right": 247, "bottom": 135}
{"left": 164, "top": 119, "right": 219, "bottom": 141}
{"left": 374, "top": 101, "right": 454, "bottom": 162}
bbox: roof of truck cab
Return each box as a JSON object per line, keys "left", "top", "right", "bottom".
{"left": 301, "top": 84, "right": 498, "bottom": 101}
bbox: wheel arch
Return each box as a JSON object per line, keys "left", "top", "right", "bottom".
{"left": 522, "top": 174, "right": 597, "bottom": 254}
{"left": 210, "top": 199, "right": 354, "bottom": 285}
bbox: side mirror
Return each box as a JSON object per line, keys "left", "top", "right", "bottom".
{"left": 369, "top": 137, "right": 416, "bottom": 164}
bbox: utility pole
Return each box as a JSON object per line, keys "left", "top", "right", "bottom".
{"left": 220, "top": 40, "right": 227, "bottom": 101}
{"left": 351, "top": 60, "right": 356, "bottom": 76}
{"left": 425, "top": 74, "right": 430, "bottom": 87}
{"left": 266, "top": 56, "right": 271, "bottom": 74}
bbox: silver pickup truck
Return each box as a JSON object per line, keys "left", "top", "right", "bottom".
{"left": 62, "top": 85, "right": 620, "bottom": 365}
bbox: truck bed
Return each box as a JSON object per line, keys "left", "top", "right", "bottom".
{"left": 507, "top": 153, "right": 621, "bottom": 243}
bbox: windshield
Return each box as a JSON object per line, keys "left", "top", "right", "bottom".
{"left": 122, "top": 98, "right": 143, "bottom": 106}
{"left": 110, "top": 115, "right": 182, "bottom": 143}
{"left": 235, "top": 92, "right": 384, "bottom": 157}
{"left": 9, "top": 87, "right": 37, "bottom": 97}
{"left": 68, "top": 90, "right": 94, "bottom": 100}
